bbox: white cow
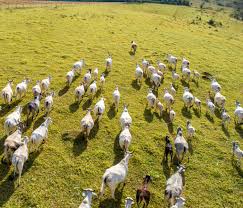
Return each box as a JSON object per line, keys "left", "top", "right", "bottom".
{"left": 78, "top": 188, "right": 97, "bottom": 208}
{"left": 99, "top": 152, "right": 133, "bottom": 199}
{"left": 30, "top": 117, "right": 52, "bottom": 150}
{"left": 120, "top": 104, "right": 132, "bottom": 130}
{"left": 80, "top": 109, "right": 94, "bottom": 139}
{"left": 12, "top": 136, "right": 29, "bottom": 185}
{"left": 2, "top": 80, "right": 13, "bottom": 105}
{"left": 15, "top": 78, "right": 31, "bottom": 99}
{"left": 4, "top": 106, "right": 22, "bottom": 135}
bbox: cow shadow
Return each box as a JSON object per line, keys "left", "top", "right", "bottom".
{"left": 99, "top": 183, "right": 124, "bottom": 208}
{"left": 0, "top": 174, "right": 15, "bottom": 207}
{"left": 113, "top": 132, "right": 124, "bottom": 166}
{"left": 161, "top": 157, "right": 172, "bottom": 180}
{"left": 222, "top": 125, "right": 230, "bottom": 138}
{"left": 188, "top": 138, "right": 194, "bottom": 155}
{"left": 192, "top": 108, "right": 201, "bottom": 118}
{"left": 0, "top": 135, "right": 7, "bottom": 156}
{"left": 33, "top": 115, "right": 45, "bottom": 130}
{"left": 235, "top": 125, "right": 243, "bottom": 138}
{"left": 231, "top": 156, "right": 243, "bottom": 177}
{"left": 82, "top": 98, "right": 92, "bottom": 110}
{"left": 58, "top": 85, "right": 69, "bottom": 97}
{"left": 131, "top": 80, "right": 141, "bottom": 90}
{"left": 107, "top": 104, "right": 116, "bottom": 120}
{"left": 143, "top": 108, "right": 153, "bottom": 123}
{"left": 0, "top": 100, "right": 21, "bottom": 117}
{"left": 180, "top": 79, "right": 190, "bottom": 88}
{"left": 73, "top": 133, "right": 88, "bottom": 156}
{"left": 90, "top": 120, "right": 100, "bottom": 139}
{"left": 181, "top": 106, "right": 192, "bottom": 119}
{"left": 205, "top": 113, "right": 214, "bottom": 123}
{"left": 62, "top": 131, "right": 88, "bottom": 157}
{"left": 69, "top": 102, "right": 79, "bottom": 113}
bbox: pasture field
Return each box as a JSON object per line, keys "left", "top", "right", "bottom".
{"left": 0, "top": 3, "right": 243, "bottom": 208}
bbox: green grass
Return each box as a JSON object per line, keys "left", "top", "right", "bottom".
{"left": 0, "top": 3, "right": 243, "bottom": 208}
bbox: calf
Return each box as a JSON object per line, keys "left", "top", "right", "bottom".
{"left": 78, "top": 188, "right": 97, "bottom": 208}
{"left": 131, "top": 41, "right": 137, "bottom": 54}
{"left": 136, "top": 175, "right": 151, "bottom": 208}
{"left": 164, "top": 136, "right": 173, "bottom": 162}
{"left": 2, "top": 80, "right": 13, "bottom": 106}
{"left": 27, "top": 95, "right": 41, "bottom": 125}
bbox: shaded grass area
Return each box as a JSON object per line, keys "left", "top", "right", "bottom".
{"left": 0, "top": 3, "right": 243, "bottom": 208}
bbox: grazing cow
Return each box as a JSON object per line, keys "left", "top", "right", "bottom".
{"left": 135, "top": 64, "right": 143, "bottom": 85}
{"left": 174, "top": 127, "right": 188, "bottom": 163}
{"left": 99, "top": 151, "right": 133, "bottom": 199}
{"left": 182, "top": 87, "right": 194, "bottom": 109}
{"left": 27, "top": 95, "right": 41, "bottom": 125}
{"left": 83, "top": 69, "right": 92, "bottom": 90}
{"left": 73, "top": 59, "right": 85, "bottom": 74}
{"left": 119, "top": 125, "right": 132, "bottom": 152}
{"left": 232, "top": 141, "right": 243, "bottom": 166}
{"left": 146, "top": 89, "right": 156, "bottom": 109}
{"left": 75, "top": 83, "right": 85, "bottom": 103}
{"left": 234, "top": 101, "right": 243, "bottom": 125}
{"left": 186, "top": 120, "right": 195, "bottom": 138}
{"left": 214, "top": 91, "right": 226, "bottom": 110}
{"left": 2, "top": 80, "right": 13, "bottom": 106}
{"left": 100, "top": 73, "right": 105, "bottom": 90}
{"left": 66, "top": 69, "right": 76, "bottom": 86}
{"left": 12, "top": 136, "right": 29, "bottom": 185}
{"left": 155, "top": 99, "right": 163, "bottom": 117}
{"left": 80, "top": 109, "right": 94, "bottom": 139}
{"left": 32, "top": 81, "right": 42, "bottom": 97}
{"left": 4, "top": 106, "right": 22, "bottom": 136}
{"left": 167, "top": 54, "right": 177, "bottom": 69}
{"left": 41, "top": 75, "right": 52, "bottom": 94}
{"left": 44, "top": 92, "right": 55, "bottom": 115}
{"left": 113, "top": 86, "right": 120, "bottom": 112}
{"left": 181, "top": 58, "right": 190, "bottom": 69}
{"left": 93, "top": 98, "right": 105, "bottom": 121}
{"left": 165, "top": 165, "right": 185, "bottom": 206}
{"left": 164, "top": 135, "right": 173, "bottom": 162}
{"left": 93, "top": 68, "right": 99, "bottom": 80}
{"left": 211, "top": 79, "right": 221, "bottom": 94}
{"left": 172, "top": 70, "right": 180, "bottom": 83}
{"left": 221, "top": 108, "right": 231, "bottom": 128}
{"left": 163, "top": 88, "right": 174, "bottom": 111}
{"left": 105, "top": 54, "right": 112, "bottom": 71}
{"left": 88, "top": 81, "right": 97, "bottom": 99}
{"left": 3, "top": 124, "right": 24, "bottom": 165}
{"left": 194, "top": 97, "right": 201, "bottom": 113}
{"left": 120, "top": 104, "right": 132, "bottom": 130}
{"left": 30, "top": 117, "right": 52, "bottom": 151}
{"left": 15, "top": 78, "right": 31, "bottom": 99}
{"left": 206, "top": 98, "right": 215, "bottom": 117}
{"left": 131, "top": 41, "right": 137, "bottom": 54}
{"left": 136, "top": 175, "right": 151, "bottom": 208}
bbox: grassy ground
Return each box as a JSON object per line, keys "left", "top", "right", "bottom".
{"left": 0, "top": 3, "right": 243, "bottom": 208}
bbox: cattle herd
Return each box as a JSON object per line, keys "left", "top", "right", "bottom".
{"left": 1, "top": 41, "right": 243, "bottom": 208}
